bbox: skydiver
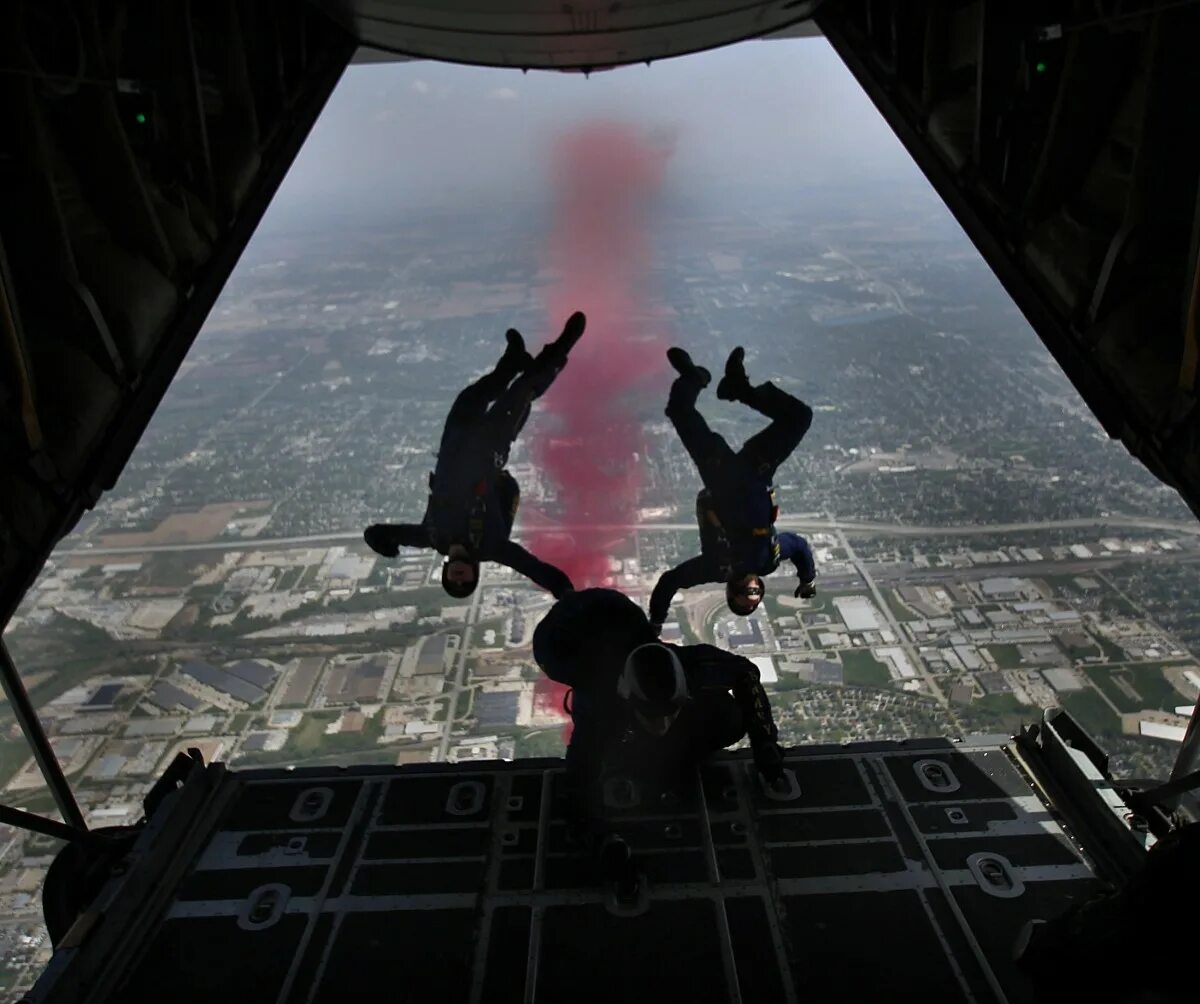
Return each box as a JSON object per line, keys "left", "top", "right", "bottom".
{"left": 363, "top": 313, "right": 585, "bottom": 599}
{"left": 533, "top": 588, "right": 787, "bottom": 888}
{"left": 649, "top": 347, "right": 816, "bottom": 631}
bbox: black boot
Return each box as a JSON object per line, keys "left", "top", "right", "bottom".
{"left": 717, "top": 347, "right": 752, "bottom": 402}
{"left": 552, "top": 311, "right": 587, "bottom": 355}
{"left": 500, "top": 328, "right": 533, "bottom": 372}
{"left": 364, "top": 524, "right": 401, "bottom": 558}
{"left": 535, "top": 311, "right": 587, "bottom": 374}
{"left": 666, "top": 347, "right": 711, "bottom": 388}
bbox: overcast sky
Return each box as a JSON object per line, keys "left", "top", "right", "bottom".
{"left": 271, "top": 36, "right": 924, "bottom": 220}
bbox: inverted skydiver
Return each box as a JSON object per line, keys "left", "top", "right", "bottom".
{"left": 533, "top": 588, "right": 787, "bottom": 885}
{"left": 363, "top": 313, "right": 585, "bottom": 599}
{"left": 648, "top": 346, "right": 816, "bottom": 631}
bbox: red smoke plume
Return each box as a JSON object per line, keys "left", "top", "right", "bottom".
{"left": 529, "top": 121, "right": 673, "bottom": 586}
{"left": 526, "top": 122, "right": 672, "bottom": 733}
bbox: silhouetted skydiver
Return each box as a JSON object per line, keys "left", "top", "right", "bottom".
{"left": 363, "top": 313, "right": 585, "bottom": 599}
{"left": 533, "top": 589, "right": 786, "bottom": 871}
{"left": 648, "top": 347, "right": 816, "bottom": 630}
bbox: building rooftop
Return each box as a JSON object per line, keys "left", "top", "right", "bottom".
{"left": 225, "top": 660, "right": 277, "bottom": 690}
{"left": 147, "top": 682, "right": 203, "bottom": 713}
{"left": 180, "top": 660, "right": 266, "bottom": 706}
{"left": 475, "top": 691, "right": 521, "bottom": 728}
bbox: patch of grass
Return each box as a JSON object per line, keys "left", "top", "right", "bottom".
{"left": 1127, "top": 664, "right": 1191, "bottom": 712}
{"left": 841, "top": 649, "right": 891, "bottom": 688}
{"left": 0, "top": 739, "right": 32, "bottom": 791}
{"left": 1059, "top": 635, "right": 1101, "bottom": 661}
{"left": 883, "top": 590, "right": 919, "bottom": 622}
{"left": 1060, "top": 687, "right": 1121, "bottom": 738}
{"left": 515, "top": 729, "right": 566, "bottom": 759}
{"left": 274, "top": 566, "right": 304, "bottom": 591}
{"left": 285, "top": 712, "right": 338, "bottom": 755}
{"left": 9, "top": 789, "right": 57, "bottom": 817}
{"left": 1040, "top": 575, "right": 1081, "bottom": 597}
{"left": 240, "top": 710, "right": 388, "bottom": 767}
{"left": 1099, "top": 596, "right": 1136, "bottom": 619}
{"left": 987, "top": 644, "right": 1023, "bottom": 670}
{"left": 145, "top": 552, "right": 217, "bottom": 589}
{"left": 1084, "top": 666, "right": 1139, "bottom": 714}
{"left": 1085, "top": 664, "right": 1189, "bottom": 714}
{"left": 766, "top": 675, "right": 810, "bottom": 693}
{"left": 959, "top": 693, "right": 1032, "bottom": 736}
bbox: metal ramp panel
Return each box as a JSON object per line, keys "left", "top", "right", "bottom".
{"left": 27, "top": 738, "right": 1114, "bottom": 1003}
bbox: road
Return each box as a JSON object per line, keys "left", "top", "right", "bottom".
{"left": 438, "top": 579, "right": 484, "bottom": 761}
{"left": 836, "top": 525, "right": 954, "bottom": 715}
{"left": 59, "top": 514, "right": 1200, "bottom": 557}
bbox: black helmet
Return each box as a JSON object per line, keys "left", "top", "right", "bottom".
{"left": 726, "top": 573, "right": 765, "bottom": 614}
{"left": 532, "top": 588, "right": 654, "bottom": 686}
{"left": 441, "top": 557, "right": 479, "bottom": 598}
{"left": 618, "top": 643, "right": 689, "bottom": 714}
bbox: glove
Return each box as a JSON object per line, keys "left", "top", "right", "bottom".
{"left": 753, "top": 739, "right": 785, "bottom": 783}
{"left": 794, "top": 580, "right": 817, "bottom": 600}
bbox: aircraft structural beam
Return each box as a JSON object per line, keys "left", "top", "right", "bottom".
{"left": 0, "top": 640, "right": 86, "bottom": 834}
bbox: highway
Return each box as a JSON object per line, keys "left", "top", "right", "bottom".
{"left": 58, "top": 514, "right": 1200, "bottom": 557}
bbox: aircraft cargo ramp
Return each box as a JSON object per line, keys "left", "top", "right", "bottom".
{"left": 24, "top": 712, "right": 1157, "bottom": 1004}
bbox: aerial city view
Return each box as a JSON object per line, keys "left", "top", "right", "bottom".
{"left": 1, "top": 39, "right": 1197, "bottom": 995}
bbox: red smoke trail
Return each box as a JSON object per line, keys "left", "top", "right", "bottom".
{"left": 526, "top": 122, "right": 673, "bottom": 734}
{"left": 529, "top": 122, "right": 673, "bottom": 588}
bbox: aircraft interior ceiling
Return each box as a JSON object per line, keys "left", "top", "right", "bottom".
{"left": 1, "top": 0, "right": 1198, "bottom": 632}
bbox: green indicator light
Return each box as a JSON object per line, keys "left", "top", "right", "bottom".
{"left": 135, "top": 112, "right": 147, "bottom": 124}
{"left": 1035, "top": 61, "right": 1047, "bottom": 73}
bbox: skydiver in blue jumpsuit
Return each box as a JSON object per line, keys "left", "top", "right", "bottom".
{"left": 649, "top": 346, "right": 816, "bottom": 631}
{"left": 363, "top": 313, "right": 585, "bottom": 599}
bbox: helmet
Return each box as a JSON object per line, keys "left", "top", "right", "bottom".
{"left": 532, "top": 588, "right": 654, "bottom": 686}
{"left": 441, "top": 556, "right": 479, "bottom": 597}
{"left": 725, "top": 573, "right": 765, "bottom": 614}
{"left": 618, "top": 643, "right": 689, "bottom": 734}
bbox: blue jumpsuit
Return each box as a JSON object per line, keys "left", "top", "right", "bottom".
{"left": 649, "top": 373, "right": 815, "bottom": 625}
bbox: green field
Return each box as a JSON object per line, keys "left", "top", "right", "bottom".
{"left": 274, "top": 566, "right": 305, "bottom": 591}
{"left": 239, "top": 709, "right": 387, "bottom": 766}
{"left": 1098, "top": 596, "right": 1137, "bottom": 619}
{"left": 1059, "top": 688, "right": 1122, "bottom": 737}
{"left": 1059, "top": 634, "right": 1101, "bottom": 660}
{"left": 0, "top": 738, "right": 32, "bottom": 791}
{"left": 515, "top": 729, "right": 567, "bottom": 759}
{"left": 987, "top": 644, "right": 1023, "bottom": 670}
{"left": 961, "top": 693, "right": 1030, "bottom": 735}
{"left": 1039, "top": 574, "right": 1082, "bottom": 597}
{"left": 1083, "top": 664, "right": 1187, "bottom": 714}
{"left": 883, "top": 590, "right": 920, "bottom": 622}
{"left": 841, "top": 649, "right": 891, "bottom": 688}
{"left": 768, "top": 675, "right": 810, "bottom": 693}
